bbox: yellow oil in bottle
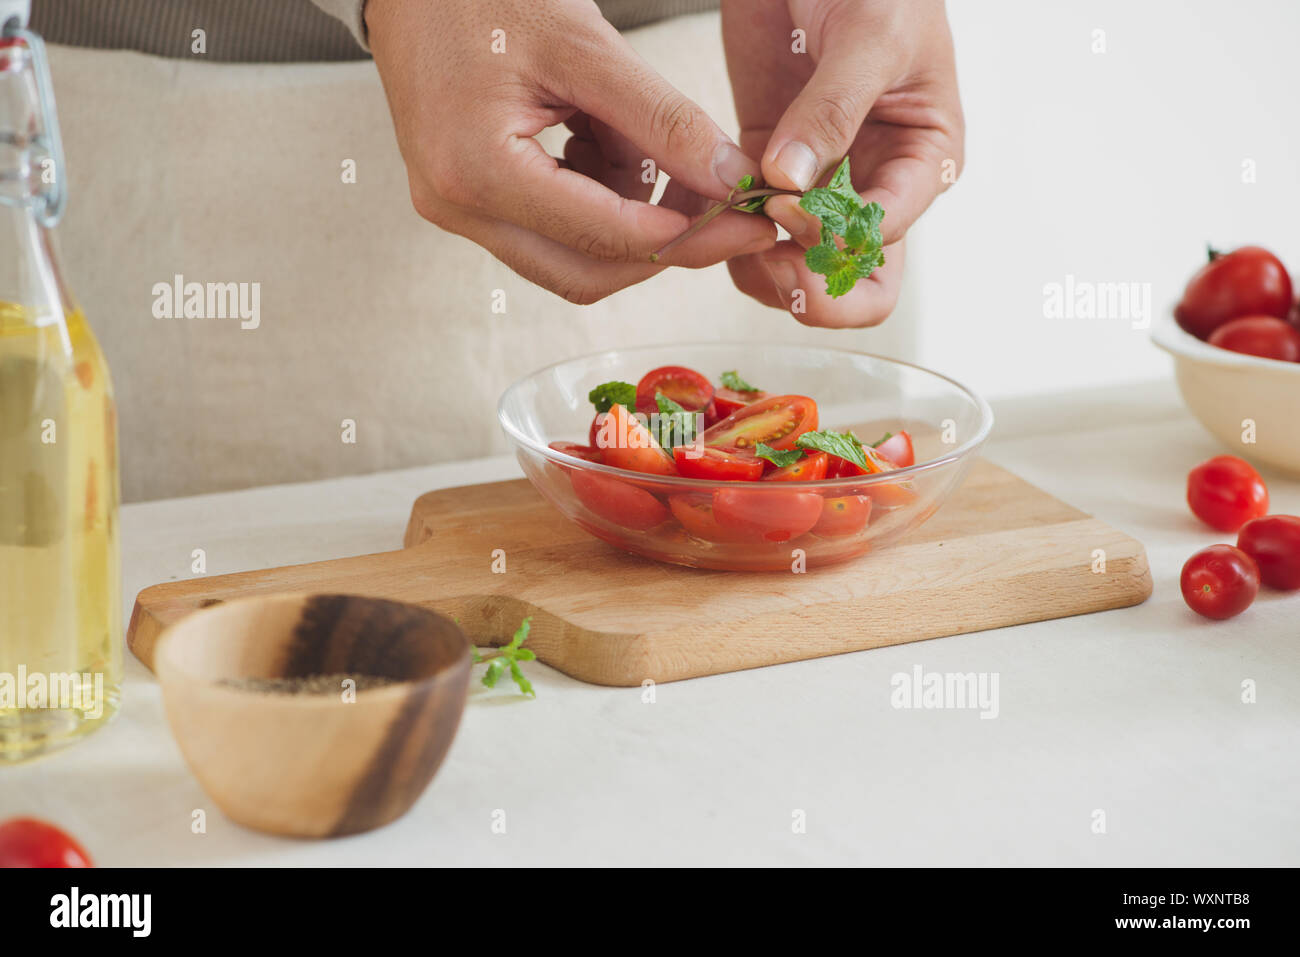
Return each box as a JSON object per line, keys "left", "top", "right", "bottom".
{"left": 0, "top": 300, "right": 121, "bottom": 761}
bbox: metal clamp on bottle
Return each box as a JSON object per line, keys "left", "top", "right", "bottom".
{"left": 1, "top": 0, "right": 65, "bottom": 227}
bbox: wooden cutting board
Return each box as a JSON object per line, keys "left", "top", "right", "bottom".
{"left": 127, "top": 459, "right": 1151, "bottom": 685}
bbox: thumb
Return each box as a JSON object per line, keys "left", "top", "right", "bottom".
{"left": 761, "top": 35, "right": 898, "bottom": 191}
{"left": 563, "top": 33, "right": 759, "bottom": 202}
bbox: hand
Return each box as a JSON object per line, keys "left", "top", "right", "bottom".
{"left": 722, "top": 0, "right": 964, "bottom": 326}
{"left": 366, "top": 0, "right": 776, "bottom": 304}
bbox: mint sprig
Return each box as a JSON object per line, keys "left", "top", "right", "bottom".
{"left": 649, "top": 156, "right": 885, "bottom": 299}
{"left": 720, "top": 370, "right": 760, "bottom": 393}
{"left": 799, "top": 158, "right": 885, "bottom": 298}
{"left": 754, "top": 442, "right": 803, "bottom": 468}
{"left": 795, "top": 429, "right": 868, "bottom": 469}
{"left": 654, "top": 392, "right": 697, "bottom": 449}
{"left": 588, "top": 381, "right": 637, "bottom": 414}
{"left": 473, "top": 617, "right": 536, "bottom": 697}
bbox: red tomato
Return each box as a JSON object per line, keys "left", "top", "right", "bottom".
{"left": 1175, "top": 246, "right": 1293, "bottom": 340}
{"left": 548, "top": 441, "right": 604, "bottom": 464}
{"left": 592, "top": 404, "right": 678, "bottom": 476}
{"left": 1180, "top": 545, "right": 1259, "bottom": 620}
{"left": 570, "top": 471, "right": 669, "bottom": 531}
{"left": 712, "top": 386, "right": 768, "bottom": 419}
{"left": 872, "top": 431, "right": 915, "bottom": 467}
{"left": 702, "top": 395, "right": 818, "bottom": 452}
{"left": 671, "top": 445, "right": 763, "bottom": 481}
{"left": 0, "top": 818, "right": 93, "bottom": 868}
{"left": 1207, "top": 315, "right": 1300, "bottom": 362}
{"left": 711, "top": 488, "right": 823, "bottom": 542}
{"left": 763, "top": 451, "right": 829, "bottom": 482}
{"left": 1237, "top": 515, "right": 1300, "bottom": 590}
{"left": 813, "top": 495, "right": 872, "bottom": 536}
{"left": 1187, "top": 456, "right": 1268, "bottom": 532}
{"left": 668, "top": 494, "right": 762, "bottom": 544}
{"left": 826, "top": 446, "right": 889, "bottom": 478}
{"left": 635, "top": 366, "right": 714, "bottom": 417}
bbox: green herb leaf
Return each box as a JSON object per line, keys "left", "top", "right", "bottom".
{"left": 720, "top": 370, "right": 759, "bottom": 393}
{"left": 796, "top": 429, "right": 868, "bottom": 469}
{"left": 508, "top": 661, "right": 535, "bottom": 697}
{"left": 505, "top": 617, "right": 531, "bottom": 652}
{"left": 482, "top": 658, "right": 506, "bottom": 689}
{"left": 870, "top": 432, "right": 893, "bottom": 448}
{"left": 735, "top": 174, "right": 754, "bottom": 192}
{"left": 654, "top": 392, "right": 697, "bottom": 449}
{"left": 754, "top": 442, "right": 803, "bottom": 468}
{"left": 475, "top": 617, "right": 537, "bottom": 696}
{"left": 588, "top": 381, "right": 637, "bottom": 414}
{"left": 797, "top": 158, "right": 887, "bottom": 299}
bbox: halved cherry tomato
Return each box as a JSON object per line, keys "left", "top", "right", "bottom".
{"left": 1187, "top": 455, "right": 1268, "bottom": 532}
{"left": 872, "top": 431, "right": 915, "bottom": 468}
{"left": 1207, "top": 316, "right": 1300, "bottom": 362}
{"left": 570, "top": 471, "right": 669, "bottom": 531}
{"left": 813, "top": 495, "right": 872, "bottom": 536}
{"left": 712, "top": 386, "right": 767, "bottom": 419}
{"left": 826, "top": 445, "right": 889, "bottom": 478}
{"left": 1175, "top": 246, "right": 1293, "bottom": 340}
{"left": 712, "top": 488, "right": 822, "bottom": 542}
{"left": 702, "top": 395, "right": 817, "bottom": 452}
{"left": 0, "top": 818, "right": 93, "bottom": 868}
{"left": 764, "top": 451, "right": 828, "bottom": 482}
{"left": 636, "top": 365, "right": 714, "bottom": 417}
{"left": 672, "top": 444, "right": 763, "bottom": 481}
{"left": 592, "top": 404, "right": 678, "bottom": 476}
{"left": 668, "top": 494, "right": 761, "bottom": 544}
{"left": 548, "top": 441, "right": 604, "bottom": 464}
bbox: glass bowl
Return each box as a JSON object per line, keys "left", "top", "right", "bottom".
{"left": 498, "top": 343, "right": 993, "bottom": 571}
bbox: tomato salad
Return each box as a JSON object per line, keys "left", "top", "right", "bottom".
{"left": 547, "top": 365, "right": 916, "bottom": 546}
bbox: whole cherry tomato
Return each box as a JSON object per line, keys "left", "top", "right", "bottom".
{"left": 1207, "top": 316, "right": 1300, "bottom": 362}
{"left": 1180, "top": 545, "right": 1260, "bottom": 620}
{"left": 0, "top": 818, "right": 93, "bottom": 868}
{"left": 1186, "top": 456, "right": 1268, "bottom": 532}
{"left": 1237, "top": 515, "right": 1300, "bottom": 590}
{"left": 1175, "top": 246, "right": 1293, "bottom": 340}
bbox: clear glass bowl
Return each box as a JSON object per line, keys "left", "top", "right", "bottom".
{"left": 498, "top": 343, "right": 993, "bottom": 571}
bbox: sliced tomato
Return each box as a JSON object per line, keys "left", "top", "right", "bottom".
{"left": 672, "top": 444, "right": 763, "bottom": 481}
{"left": 702, "top": 395, "right": 817, "bottom": 452}
{"left": 592, "top": 404, "right": 678, "bottom": 476}
{"left": 548, "top": 441, "right": 604, "bottom": 464}
{"left": 635, "top": 365, "right": 714, "bottom": 417}
{"left": 813, "top": 495, "right": 872, "bottom": 536}
{"left": 570, "top": 471, "right": 669, "bottom": 531}
{"left": 668, "top": 494, "right": 762, "bottom": 544}
{"left": 712, "top": 488, "right": 823, "bottom": 543}
{"left": 826, "top": 446, "right": 889, "bottom": 478}
{"left": 712, "top": 386, "right": 768, "bottom": 419}
{"left": 763, "top": 451, "right": 828, "bottom": 482}
{"left": 872, "top": 431, "right": 915, "bottom": 468}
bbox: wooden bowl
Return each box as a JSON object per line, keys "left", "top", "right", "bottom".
{"left": 154, "top": 593, "right": 471, "bottom": 838}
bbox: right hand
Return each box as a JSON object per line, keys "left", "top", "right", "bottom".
{"left": 366, "top": 0, "right": 776, "bottom": 304}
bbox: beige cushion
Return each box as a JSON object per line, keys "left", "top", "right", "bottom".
{"left": 49, "top": 12, "right": 915, "bottom": 502}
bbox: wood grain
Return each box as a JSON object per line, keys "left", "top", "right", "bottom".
{"left": 129, "top": 460, "right": 1152, "bottom": 685}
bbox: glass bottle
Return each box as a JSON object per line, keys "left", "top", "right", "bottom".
{"left": 0, "top": 20, "right": 121, "bottom": 761}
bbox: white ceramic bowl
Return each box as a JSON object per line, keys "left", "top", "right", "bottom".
{"left": 1152, "top": 313, "right": 1300, "bottom": 474}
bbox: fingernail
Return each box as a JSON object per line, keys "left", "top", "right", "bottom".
{"left": 714, "top": 142, "right": 757, "bottom": 194}
{"left": 763, "top": 258, "right": 799, "bottom": 302}
{"left": 773, "top": 141, "right": 818, "bottom": 191}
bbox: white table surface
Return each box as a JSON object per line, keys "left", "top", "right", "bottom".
{"left": 4, "top": 379, "right": 1298, "bottom": 867}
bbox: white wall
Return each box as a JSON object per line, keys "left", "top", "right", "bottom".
{"left": 912, "top": 0, "right": 1300, "bottom": 400}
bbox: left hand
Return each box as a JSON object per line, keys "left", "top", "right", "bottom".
{"left": 722, "top": 0, "right": 964, "bottom": 327}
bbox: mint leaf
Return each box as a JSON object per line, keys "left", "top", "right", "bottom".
{"left": 796, "top": 429, "right": 868, "bottom": 469}
{"left": 797, "top": 158, "right": 887, "bottom": 299}
{"left": 799, "top": 189, "right": 857, "bottom": 236}
{"left": 827, "top": 156, "right": 856, "bottom": 202}
{"left": 505, "top": 617, "right": 531, "bottom": 652}
{"left": 720, "top": 370, "right": 759, "bottom": 393}
{"left": 735, "top": 174, "right": 754, "bottom": 192}
{"left": 475, "top": 617, "right": 537, "bottom": 696}
{"left": 588, "top": 381, "right": 637, "bottom": 414}
{"left": 870, "top": 432, "right": 893, "bottom": 448}
{"left": 754, "top": 442, "right": 803, "bottom": 468}
{"left": 509, "top": 661, "right": 535, "bottom": 697}
{"left": 654, "top": 392, "right": 697, "bottom": 449}
{"left": 482, "top": 658, "right": 506, "bottom": 688}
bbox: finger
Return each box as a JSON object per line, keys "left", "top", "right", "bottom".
{"left": 759, "top": 20, "right": 901, "bottom": 191}
{"left": 555, "top": 23, "right": 760, "bottom": 201}
{"left": 727, "top": 238, "right": 905, "bottom": 328}
{"left": 562, "top": 120, "right": 657, "bottom": 204}
{"left": 762, "top": 194, "right": 821, "bottom": 249}
{"left": 854, "top": 147, "right": 951, "bottom": 246}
